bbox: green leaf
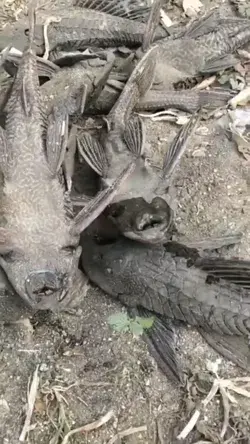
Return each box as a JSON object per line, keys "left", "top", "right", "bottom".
{"left": 130, "top": 320, "right": 144, "bottom": 337}
{"left": 136, "top": 316, "right": 155, "bottom": 330}
{"left": 107, "top": 312, "right": 130, "bottom": 332}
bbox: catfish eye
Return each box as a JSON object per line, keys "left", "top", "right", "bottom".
{"left": 24, "top": 28, "right": 29, "bottom": 36}
{"left": 1, "top": 251, "right": 16, "bottom": 263}
{"left": 62, "top": 246, "right": 76, "bottom": 254}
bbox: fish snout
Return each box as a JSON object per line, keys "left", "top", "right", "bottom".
{"left": 25, "top": 270, "right": 68, "bottom": 309}
{"left": 128, "top": 197, "right": 175, "bottom": 244}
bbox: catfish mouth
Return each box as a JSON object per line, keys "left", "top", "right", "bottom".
{"left": 24, "top": 270, "right": 69, "bottom": 310}
{"left": 110, "top": 197, "right": 174, "bottom": 244}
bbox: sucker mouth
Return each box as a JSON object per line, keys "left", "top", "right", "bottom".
{"left": 134, "top": 212, "right": 165, "bottom": 231}
{"left": 25, "top": 270, "right": 68, "bottom": 306}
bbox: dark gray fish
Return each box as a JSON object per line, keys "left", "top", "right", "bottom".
{"left": 153, "top": 10, "right": 250, "bottom": 89}
{"left": 80, "top": 227, "right": 250, "bottom": 381}
{"left": 78, "top": 103, "right": 198, "bottom": 244}
{"left": 0, "top": 6, "right": 135, "bottom": 311}
{"left": 24, "top": 5, "right": 167, "bottom": 56}
{"left": 88, "top": 83, "right": 235, "bottom": 114}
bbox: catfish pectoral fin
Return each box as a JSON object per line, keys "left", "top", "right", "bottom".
{"left": 71, "top": 194, "right": 93, "bottom": 206}
{"left": 157, "top": 113, "right": 199, "bottom": 190}
{"left": 107, "top": 45, "right": 158, "bottom": 131}
{"left": 72, "top": 161, "right": 136, "bottom": 234}
{"left": 201, "top": 54, "right": 239, "bottom": 74}
{"left": 194, "top": 257, "right": 250, "bottom": 288}
{"left": 46, "top": 108, "right": 69, "bottom": 175}
{"left": 142, "top": 0, "right": 163, "bottom": 51}
{"left": 179, "top": 233, "right": 243, "bottom": 252}
{"left": 128, "top": 306, "right": 183, "bottom": 383}
{"left": 63, "top": 124, "right": 77, "bottom": 192}
{"left": 77, "top": 131, "right": 108, "bottom": 176}
{"left": 0, "top": 126, "right": 11, "bottom": 176}
{"left": 123, "top": 114, "right": 145, "bottom": 156}
{"left": 90, "top": 59, "right": 115, "bottom": 104}
{"left": 198, "top": 328, "right": 250, "bottom": 372}
{"left": 2, "top": 52, "right": 59, "bottom": 78}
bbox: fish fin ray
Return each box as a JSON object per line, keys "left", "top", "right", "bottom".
{"left": 142, "top": 0, "right": 163, "bottom": 51}
{"left": 161, "top": 113, "right": 199, "bottom": 181}
{"left": 123, "top": 114, "right": 145, "bottom": 156}
{"left": 72, "top": 161, "right": 136, "bottom": 234}
{"left": 73, "top": 0, "right": 150, "bottom": 21}
{"left": 0, "top": 127, "right": 11, "bottom": 175}
{"left": 77, "top": 132, "right": 107, "bottom": 176}
{"left": 108, "top": 45, "right": 158, "bottom": 130}
{"left": 129, "top": 306, "right": 183, "bottom": 383}
{"left": 46, "top": 108, "right": 69, "bottom": 174}
{"left": 201, "top": 54, "right": 239, "bottom": 74}
{"left": 198, "top": 328, "right": 250, "bottom": 371}
{"left": 194, "top": 257, "right": 250, "bottom": 288}
{"left": 181, "top": 233, "right": 243, "bottom": 251}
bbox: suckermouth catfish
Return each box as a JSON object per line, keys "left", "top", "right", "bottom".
{"left": 23, "top": 3, "right": 167, "bottom": 57}
{"left": 1, "top": 48, "right": 235, "bottom": 118}
{"left": 81, "top": 222, "right": 250, "bottom": 381}
{"left": 0, "top": 6, "right": 135, "bottom": 311}
{"left": 0, "top": 48, "right": 116, "bottom": 118}
{"left": 22, "top": 5, "right": 250, "bottom": 89}
{"left": 77, "top": 101, "right": 198, "bottom": 244}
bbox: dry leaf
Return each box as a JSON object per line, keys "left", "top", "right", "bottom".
{"left": 229, "top": 86, "right": 250, "bottom": 108}
{"left": 194, "top": 75, "right": 216, "bottom": 90}
{"left": 183, "top": 0, "right": 203, "bottom": 17}
{"left": 160, "top": 9, "right": 173, "bottom": 28}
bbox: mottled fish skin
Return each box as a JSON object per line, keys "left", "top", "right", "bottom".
{"left": 87, "top": 84, "right": 234, "bottom": 114}
{"left": 154, "top": 15, "right": 250, "bottom": 89}
{"left": 29, "top": 6, "right": 167, "bottom": 56}
{"left": 1, "top": 51, "right": 114, "bottom": 118}
{"left": 40, "top": 59, "right": 113, "bottom": 116}
{"left": 0, "top": 7, "right": 85, "bottom": 310}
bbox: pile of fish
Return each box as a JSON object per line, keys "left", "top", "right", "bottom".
{"left": 1, "top": 0, "right": 250, "bottom": 382}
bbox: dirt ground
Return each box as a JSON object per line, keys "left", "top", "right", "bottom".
{"left": 1, "top": 0, "right": 250, "bottom": 443}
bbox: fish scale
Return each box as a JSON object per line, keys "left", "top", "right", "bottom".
{"left": 81, "top": 236, "right": 250, "bottom": 337}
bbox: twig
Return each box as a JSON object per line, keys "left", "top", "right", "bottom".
{"left": 194, "top": 76, "right": 216, "bottom": 90}
{"left": 220, "top": 385, "right": 230, "bottom": 438}
{"left": 177, "top": 379, "right": 219, "bottom": 440}
{"left": 19, "top": 365, "right": 40, "bottom": 442}
{"left": 43, "top": 17, "right": 61, "bottom": 60}
{"left": 61, "top": 409, "right": 114, "bottom": 444}
{"left": 108, "top": 425, "right": 147, "bottom": 444}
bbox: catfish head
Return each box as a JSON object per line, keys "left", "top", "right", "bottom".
{"left": 108, "top": 196, "right": 175, "bottom": 244}
{"left": 0, "top": 223, "right": 82, "bottom": 310}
